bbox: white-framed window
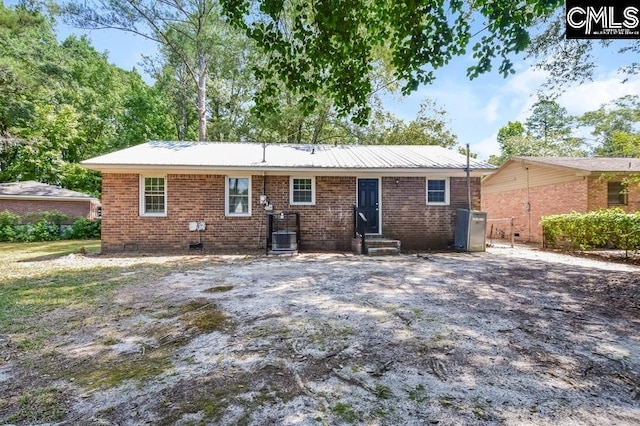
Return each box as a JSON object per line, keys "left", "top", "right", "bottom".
{"left": 426, "top": 177, "right": 450, "bottom": 205}
{"left": 225, "top": 176, "right": 251, "bottom": 216}
{"left": 139, "top": 175, "right": 167, "bottom": 217}
{"left": 290, "top": 177, "right": 315, "bottom": 205}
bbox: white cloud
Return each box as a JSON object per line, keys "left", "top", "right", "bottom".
{"left": 482, "top": 98, "right": 500, "bottom": 123}
{"left": 557, "top": 75, "right": 640, "bottom": 115}
{"left": 473, "top": 134, "right": 500, "bottom": 160}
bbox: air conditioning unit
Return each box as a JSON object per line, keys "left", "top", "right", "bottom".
{"left": 272, "top": 230, "right": 297, "bottom": 251}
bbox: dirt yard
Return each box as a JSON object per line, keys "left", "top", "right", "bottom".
{"left": 1, "top": 245, "right": 639, "bottom": 425}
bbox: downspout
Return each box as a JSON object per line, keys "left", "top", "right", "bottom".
{"left": 466, "top": 143, "right": 471, "bottom": 211}
{"left": 526, "top": 166, "right": 531, "bottom": 243}
{"left": 257, "top": 171, "right": 267, "bottom": 249}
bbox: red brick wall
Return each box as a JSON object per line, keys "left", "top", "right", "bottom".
{"left": 101, "top": 173, "right": 480, "bottom": 253}
{"left": 587, "top": 175, "right": 640, "bottom": 212}
{"left": 482, "top": 178, "right": 589, "bottom": 243}
{"left": 382, "top": 176, "right": 481, "bottom": 249}
{"left": 0, "top": 199, "right": 95, "bottom": 219}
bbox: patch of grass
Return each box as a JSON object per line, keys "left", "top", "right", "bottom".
{"left": 374, "top": 383, "right": 393, "bottom": 399}
{"left": 176, "top": 299, "right": 235, "bottom": 332}
{"left": 1, "top": 386, "right": 68, "bottom": 424}
{"left": 203, "top": 285, "right": 233, "bottom": 293}
{"left": 408, "top": 384, "right": 428, "bottom": 403}
{"left": 0, "top": 267, "right": 124, "bottom": 333}
{"left": 158, "top": 377, "right": 250, "bottom": 425}
{"left": 99, "top": 337, "right": 119, "bottom": 346}
{"left": 64, "top": 349, "right": 172, "bottom": 390}
{"left": 332, "top": 402, "right": 361, "bottom": 423}
{"left": 0, "top": 240, "right": 100, "bottom": 259}
{"left": 473, "top": 401, "right": 491, "bottom": 421}
{"left": 438, "top": 394, "right": 455, "bottom": 408}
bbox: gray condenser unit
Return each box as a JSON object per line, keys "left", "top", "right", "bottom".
{"left": 272, "top": 230, "right": 298, "bottom": 251}
{"left": 454, "top": 209, "right": 487, "bottom": 252}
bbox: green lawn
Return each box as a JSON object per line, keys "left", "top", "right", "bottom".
{"left": 0, "top": 240, "right": 101, "bottom": 261}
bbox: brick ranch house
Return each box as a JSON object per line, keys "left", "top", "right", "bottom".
{"left": 481, "top": 156, "right": 640, "bottom": 244}
{"left": 0, "top": 181, "right": 101, "bottom": 219}
{"left": 81, "top": 141, "right": 495, "bottom": 253}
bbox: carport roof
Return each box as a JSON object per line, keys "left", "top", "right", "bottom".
{"left": 81, "top": 141, "right": 495, "bottom": 175}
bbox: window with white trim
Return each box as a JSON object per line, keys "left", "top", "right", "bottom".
{"left": 139, "top": 175, "right": 167, "bottom": 216}
{"left": 226, "top": 177, "right": 251, "bottom": 216}
{"left": 290, "top": 177, "right": 315, "bottom": 205}
{"left": 426, "top": 178, "right": 450, "bottom": 205}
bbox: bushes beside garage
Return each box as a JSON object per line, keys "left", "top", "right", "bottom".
{"left": 541, "top": 208, "right": 640, "bottom": 251}
{"left": 0, "top": 210, "right": 100, "bottom": 242}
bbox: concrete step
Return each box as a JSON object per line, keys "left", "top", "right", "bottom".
{"left": 367, "top": 247, "right": 400, "bottom": 256}
{"left": 365, "top": 238, "right": 401, "bottom": 250}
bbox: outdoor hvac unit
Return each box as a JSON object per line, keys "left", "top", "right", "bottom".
{"left": 267, "top": 212, "right": 300, "bottom": 254}
{"left": 272, "top": 230, "right": 298, "bottom": 251}
{"left": 454, "top": 209, "right": 488, "bottom": 252}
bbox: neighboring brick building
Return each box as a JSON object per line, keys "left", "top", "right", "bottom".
{"left": 481, "top": 157, "right": 640, "bottom": 244}
{"left": 82, "top": 141, "right": 494, "bottom": 253}
{"left": 0, "top": 181, "right": 101, "bottom": 220}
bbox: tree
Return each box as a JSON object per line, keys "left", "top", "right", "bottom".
{"left": 525, "top": 99, "right": 574, "bottom": 142}
{"left": 62, "top": 0, "right": 237, "bottom": 141}
{"left": 527, "top": 9, "right": 640, "bottom": 92}
{"left": 578, "top": 95, "right": 640, "bottom": 157}
{"left": 0, "top": 3, "right": 175, "bottom": 195}
{"left": 355, "top": 99, "right": 457, "bottom": 147}
{"left": 491, "top": 99, "right": 586, "bottom": 164}
{"left": 220, "top": 0, "right": 563, "bottom": 124}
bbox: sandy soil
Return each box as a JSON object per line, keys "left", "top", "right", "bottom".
{"left": 1, "top": 246, "right": 639, "bottom": 425}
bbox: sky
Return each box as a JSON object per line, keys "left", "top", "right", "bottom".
{"left": 8, "top": 0, "right": 640, "bottom": 161}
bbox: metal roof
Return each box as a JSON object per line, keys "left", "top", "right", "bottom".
{"left": 513, "top": 156, "right": 640, "bottom": 172}
{"left": 81, "top": 141, "right": 495, "bottom": 174}
{"left": 0, "top": 181, "right": 99, "bottom": 201}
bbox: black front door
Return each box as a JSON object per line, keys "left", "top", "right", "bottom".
{"left": 358, "top": 178, "right": 379, "bottom": 234}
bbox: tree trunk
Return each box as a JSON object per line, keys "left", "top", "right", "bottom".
{"left": 197, "top": 55, "right": 208, "bottom": 141}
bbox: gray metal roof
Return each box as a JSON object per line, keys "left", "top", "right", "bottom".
{"left": 81, "top": 141, "right": 495, "bottom": 174}
{"left": 0, "top": 181, "right": 99, "bottom": 201}
{"left": 514, "top": 156, "right": 640, "bottom": 172}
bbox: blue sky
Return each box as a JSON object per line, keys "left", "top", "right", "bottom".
{"left": 9, "top": 0, "right": 639, "bottom": 160}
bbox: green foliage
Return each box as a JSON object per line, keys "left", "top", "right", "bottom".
{"left": 221, "top": 0, "right": 562, "bottom": 124}
{"left": 0, "top": 211, "right": 20, "bottom": 241}
{"left": 492, "top": 99, "right": 587, "bottom": 164}
{"left": 1, "top": 2, "right": 177, "bottom": 191}
{"left": 527, "top": 9, "right": 640, "bottom": 94}
{"left": 63, "top": 217, "right": 101, "bottom": 240}
{"left": 579, "top": 95, "right": 640, "bottom": 158}
{"left": 0, "top": 210, "right": 100, "bottom": 242}
{"left": 541, "top": 209, "right": 640, "bottom": 251}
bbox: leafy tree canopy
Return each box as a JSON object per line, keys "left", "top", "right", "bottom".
{"left": 490, "top": 99, "right": 586, "bottom": 164}
{"left": 221, "top": 0, "right": 563, "bottom": 124}
{"left": 527, "top": 9, "right": 640, "bottom": 93}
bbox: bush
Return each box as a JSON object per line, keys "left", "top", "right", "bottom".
{"left": 0, "top": 210, "right": 100, "bottom": 242}
{"left": 63, "top": 217, "right": 101, "bottom": 239}
{"left": 541, "top": 209, "right": 640, "bottom": 251}
{"left": 0, "top": 211, "right": 21, "bottom": 242}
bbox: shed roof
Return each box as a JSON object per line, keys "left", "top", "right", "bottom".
{"left": 81, "top": 141, "right": 495, "bottom": 175}
{"left": 0, "top": 181, "right": 99, "bottom": 202}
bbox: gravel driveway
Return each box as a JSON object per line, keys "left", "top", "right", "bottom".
{"left": 2, "top": 245, "right": 639, "bottom": 425}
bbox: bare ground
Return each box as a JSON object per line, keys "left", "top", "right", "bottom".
{"left": 1, "top": 246, "right": 640, "bottom": 425}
